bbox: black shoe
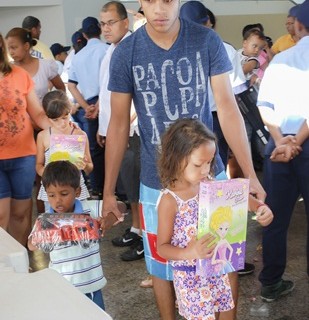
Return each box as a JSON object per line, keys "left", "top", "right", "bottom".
{"left": 112, "top": 228, "right": 140, "bottom": 247}
{"left": 120, "top": 238, "right": 144, "bottom": 261}
{"left": 261, "top": 280, "right": 294, "bottom": 302}
{"left": 238, "top": 262, "right": 255, "bottom": 275}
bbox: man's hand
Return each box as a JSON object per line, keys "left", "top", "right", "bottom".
{"left": 85, "top": 104, "right": 99, "bottom": 119}
{"left": 249, "top": 176, "right": 266, "bottom": 203}
{"left": 100, "top": 194, "right": 123, "bottom": 235}
{"left": 271, "top": 136, "right": 302, "bottom": 162}
{"left": 99, "top": 213, "right": 117, "bottom": 236}
{"left": 96, "top": 132, "right": 105, "bottom": 148}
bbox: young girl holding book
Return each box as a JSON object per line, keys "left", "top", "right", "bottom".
{"left": 157, "top": 119, "right": 273, "bottom": 320}
{"left": 36, "top": 90, "right": 92, "bottom": 211}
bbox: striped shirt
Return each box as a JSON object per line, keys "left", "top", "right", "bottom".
{"left": 48, "top": 200, "right": 106, "bottom": 294}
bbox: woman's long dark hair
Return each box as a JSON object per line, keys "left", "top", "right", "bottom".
{"left": 5, "top": 27, "right": 37, "bottom": 48}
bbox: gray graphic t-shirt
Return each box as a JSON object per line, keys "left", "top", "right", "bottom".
{"left": 109, "top": 19, "right": 232, "bottom": 189}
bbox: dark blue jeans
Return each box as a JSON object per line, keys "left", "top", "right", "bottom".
{"left": 73, "top": 98, "right": 104, "bottom": 193}
{"left": 259, "top": 137, "right": 309, "bottom": 286}
{"left": 85, "top": 289, "right": 105, "bottom": 310}
{"left": 72, "top": 107, "right": 89, "bottom": 134}
{"left": 212, "top": 111, "right": 229, "bottom": 169}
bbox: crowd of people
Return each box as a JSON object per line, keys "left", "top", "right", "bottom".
{"left": 0, "top": 0, "right": 308, "bottom": 319}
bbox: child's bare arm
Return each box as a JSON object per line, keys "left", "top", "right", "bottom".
{"left": 242, "top": 59, "right": 258, "bottom": 76}
{"left": 157, "top": 193, "right": 216, "bottom": 260}
{"left": 82, "top": 134, "right": 93, "bottom": 175}
{"left": 36, "top": 131, "right": 47, "bottom": 177}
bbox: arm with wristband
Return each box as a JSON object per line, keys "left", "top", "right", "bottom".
{"left": 249, "top": 194, "right": 273, "bottom": 227}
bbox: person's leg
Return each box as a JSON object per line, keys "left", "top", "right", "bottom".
{"left": 259, "top": 146, "right": 299, "bottom": 295}
{"left": 214, "top": 273, "right": 235, "bottom": 320}
{"left": 218, "top": 309, "right": 235, "bottom": 320}
{"left": 212, "top": 111, "right": 229, "bottom": 169}
{"left": 85, "top": 290, "right": 105, "bottom": 310}
{"left": 117, "top": 135, "right": 144, "bottom": 259}
{"left": 5, "top": 156, "right": 36, "bottom": 246}
{"left": 153, "top": 276, "right": 176, "bottom": 320}
{"left": 251, "top": 133, "right": 266, "bottom": 171}
{"left": 293, "top": 139, "right": 309, "bottom": 276}
{"left": 87, "top": 117, "right": 104, "bottom": 196}
{"left": 140, "top": 183, "right": 175, "bottom": 319}
{"left": 0, "top": 163, "right": 11, "bottom": 230}
{"left": 113, "top": 151, "right": 141, "bottom": 247}
{"left": 9, "top": 198, "right": 33, "bottom": 246}
{"left": 0, "top": 198, "right": 11, "bottom": 230}
{"left": 220, "top": 272, "right": 238, "bottom": 320}
{"left": 130, "top": 202, "right": 140, "bottom": 229}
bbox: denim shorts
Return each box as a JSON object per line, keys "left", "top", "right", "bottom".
{"left": 0, "top": 155, "right": 36, "bottom": 200}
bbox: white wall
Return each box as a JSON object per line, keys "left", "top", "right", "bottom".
{"left": 0, "top": 0, "right": 295, "bottom": 48}
{"left": 0, "top": 5, "right": 65, "bottom": 45}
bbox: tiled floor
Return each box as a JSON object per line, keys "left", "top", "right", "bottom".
{"left": 29, "top": 197, "right": 308, "bottom": 319}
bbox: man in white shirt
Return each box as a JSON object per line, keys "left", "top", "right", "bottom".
{"left": 68, "top": 17, "right": 109, "bottom": 199}
{"left": 98, "top": 1, "right": 143, "bottom": 262}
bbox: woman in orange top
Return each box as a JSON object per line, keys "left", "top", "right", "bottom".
{"left": 0, "top": 33, "right": 49, "bottom": 246}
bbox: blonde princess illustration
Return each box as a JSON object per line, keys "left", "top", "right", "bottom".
{"left": 210, "top": 206, "right": 236, "bottom": 275}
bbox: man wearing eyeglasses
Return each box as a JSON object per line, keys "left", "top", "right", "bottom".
{"left": 68, "top": 16, "right": 109, "bottom": 200}
{"left": 98, "top": 1, "right": 142, "bottom": 263}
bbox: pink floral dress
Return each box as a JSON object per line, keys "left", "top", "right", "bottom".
{"left": 163, "top": 189, "right": 234, "bottom": 320}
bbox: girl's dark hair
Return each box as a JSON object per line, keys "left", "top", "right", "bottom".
{"left": 158, "top": 119, "right": 217, "bottom": 188}
{"left": 243, "top": 28, "right": 266, "bottom": 41}
{"left": 0, "top": 33, "right": 12, "bottom": 75}
{"left": 5, "top": 27, "right": 37, "bottom": 47}
{"left": 42, "top": 90, "right": 71, "bottom": 119}
{"left": 42, "top": 161, "right": 80, "bottom": 190}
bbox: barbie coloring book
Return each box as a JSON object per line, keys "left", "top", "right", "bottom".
{"left": 197, "top": 179, "right": 250, "bottom": 278}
